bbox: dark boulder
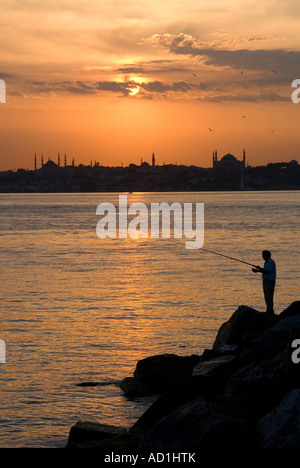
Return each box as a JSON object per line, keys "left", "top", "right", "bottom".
{"left": 67, "top": 301, "right": 300, "bottom": 449}
{"left": 248, "top": 314, "right": 300, "bottom": 361}
{"left": 120, "top": 353, "right": 199, "bottom": 397}
{"left": 67, "top": 421, "right": 127, "bottom": 447}
{"left": 278, "top": 301, "right": 300, "bottom": 320}
{"left": 257, "top": 390, "right": 300, "bottom": 448}
{"left": 141, "top": 397, "right": 258, "bottom": 449}
{"left": 200, "top": 344, "right": 239, "bottom": 361}
{"left": 192, "top": 354, "right": 238, "bottom": 397}
{"left": 225, "top": 350, "right": 286, "bottom": 406}
{"left": 130, "top": 378, "right": 196, "bottom": 434}
{"left": 212, "top": 305, "right": 276, "bottom": 351}
{"left": 131, "top": 354, "right": 240, "bottom": 434}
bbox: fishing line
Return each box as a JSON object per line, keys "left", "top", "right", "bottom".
{"left": 201, "top": 247, "right": 257, "bottom": 268}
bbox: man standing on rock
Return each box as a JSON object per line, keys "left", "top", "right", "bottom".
{"left": 252, "top": 250, "right": 276, "bottom": 315}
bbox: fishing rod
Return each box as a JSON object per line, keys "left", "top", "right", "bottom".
{"left": 201, "top": 247, "right": 258, "bottom": 268}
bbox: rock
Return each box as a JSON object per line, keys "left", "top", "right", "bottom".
{"left": 120, "top": 354, "right": 199, "bottom": 397}
{"left": 212, "top": 305, "right": 275, "bottom": 351}
{"left": 67, "top": 301, "right": 300, "bottom": 449}
{"left": 130, "top": 378, "right": 196, "bottom": 434}
{"left": 249, "top": 314, "right": 300, "bottom": 361}
{"left": 141, "top": 397, "right": 258, "bottom": 449}
{"left": 193, "top": 354, "right": 237, "bottom": 378}
{"left": 226, "top": 350, "right": 284, "bottom": 395}
{"left": 67, "top": 421, "right": 127, "bottom": 447}
{"left": 257, "top": 390, "right": 300, "bottom": 448}
{"left": 200, "top": 344, "right": 239, "bottom": 362}
{"left": 131, "top": 355, "right": 238, "bottom": 434}
{"left": 218, "top": 344, "right": 240, "bottom": 354}
{"left": 278, "top": 301, "right": 300, "bottom": 320}
{"left": 211, "top": 393, "right": 262, "bottom": 422}
{"left": 119, "top": 377, "right": 147, "bottom": 397}
{"left": 192, "top": 354, "right": 238, "bottom": 396}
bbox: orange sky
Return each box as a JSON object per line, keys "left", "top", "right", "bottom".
{"left": 0, "top": 0, "right": 300, "bottom": 171}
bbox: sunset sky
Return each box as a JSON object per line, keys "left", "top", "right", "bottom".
{"left": 0, "top": 0, "right": 300, "bottom": 170}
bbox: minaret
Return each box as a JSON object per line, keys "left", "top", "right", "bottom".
{"left": 58, "top": 152, "right": 60, "bottom": 167}
{"left": 34, "top": 153, "right": 37, "bottom": 171}
{"left": 213, "top": 150, "right": 218, "bottom": 167}
{"left": 243, "top": 148, "right": 246, "bottom": 168}
{"left": 41, "top": 153, "right": 44, "bottom": 167}
{"left": 64, "top": 154, "right": 67, "bottom": 167}
{"left": 72, "top": 157, "right": 75, "bottom": 167}
{"left": 152, "top": 153, "right": 155, "bottom": 167}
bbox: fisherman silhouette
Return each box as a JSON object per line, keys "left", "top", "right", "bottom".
{"left": 252, "top": 250, "right": 276, "bottom": 315}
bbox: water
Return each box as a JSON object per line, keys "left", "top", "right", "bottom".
{"left": 0, "top": 191, "right": 299, "bottom": 448}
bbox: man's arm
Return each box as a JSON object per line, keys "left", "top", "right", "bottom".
{"left": 252, "top": 266, "right": 261, "bottom": 273}
{"left": 252, "top": 266, "right": 271, "bottom": 274}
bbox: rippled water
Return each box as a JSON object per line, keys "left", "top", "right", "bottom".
{"left": 0, "top": 191, "right": 299, "bottom": 447}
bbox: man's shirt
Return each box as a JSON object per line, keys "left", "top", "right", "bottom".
{"left": 263, "top": 258, "right": 276, "bottom": 281}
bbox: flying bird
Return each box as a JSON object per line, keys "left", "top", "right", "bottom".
{"left": 192, "top": 73, "right": 197, "bottom": 77}
{"left": 242, "top": 115, "right": 246, "bottom": 118}
{"left": 272, "top": 70, "right": 276, "bottom": 74}
{"left": 208, "top": 128, "right": 214, "bottom": 132}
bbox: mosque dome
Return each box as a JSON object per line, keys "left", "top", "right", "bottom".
{"left": 221, "top": 153, "right": 237, "bottom": 162}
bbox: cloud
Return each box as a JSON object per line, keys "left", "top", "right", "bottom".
{"left": 203, "top": 91, "right": 290, "bottom": 103}
{"left": 114, "top": 59, "right": 190, "bottom": 76}
{"left": 0, "top": 71, "right": 16, "bottom": 78}
{"left": 26, "top": 79, "right": 192, "bottom": 97}
{"left": 17, "top": 75, "right": 289, "bottom": 104}
{"left": 145, "top": 33, "right": 299, "bottom": 74}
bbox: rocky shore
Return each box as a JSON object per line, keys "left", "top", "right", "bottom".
{"left": 67, "top": 301, "right": 300, "bottom": 449}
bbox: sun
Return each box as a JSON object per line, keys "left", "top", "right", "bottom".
{"left": 129, "top": 86, "right": 140, "bottom": 96}
{"left": 128, "top": 76, "right": 148, "bottom": 96}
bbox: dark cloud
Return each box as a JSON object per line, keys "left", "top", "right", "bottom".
{"left": 172, "top": 81, "right": 191, "bottom": 92}
{"left": 95, "top": 81, "right": 129, "bottom": 93}
{"left": 27, "top": 79, "right": 194, "bottom": 96}
{"left": 29, "top": 80, "right": 96, "bottom": 95}
{"left": 0, "top": 72, "right": 16, "bottom": 78}
{"left": 140, "top": 81, "right": 171, "bottom": 93}
{"left": 202, "top": 90, "right": 290, "bottom": 103}
{"left": 114, "top": 59, "right": 191, "bottom": 75}
{"left": 199, "top": 48, "right": 299, "bottom": 75}
{"left": 206, "top": 94, "right": 259, "bottom": 103}
{"left": 16, "top": 72, "right": 291, "bottom": 103}
{"left": 150, "top": 33, "right": 300, "bottom": 75}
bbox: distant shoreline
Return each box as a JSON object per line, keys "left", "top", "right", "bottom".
{"left": 0, "top": 188, "right": 299, "bottom": 194}
{"left": 0, "top": 159, "right": 299, "bottom": 192}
